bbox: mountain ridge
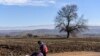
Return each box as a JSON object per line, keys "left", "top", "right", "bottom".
{"left": 0, "top": 26, "right": 100, "bottom": 37}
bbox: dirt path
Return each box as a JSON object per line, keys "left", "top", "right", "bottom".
{"left": 48, "top": 52, "right": 100, "bottom": 56}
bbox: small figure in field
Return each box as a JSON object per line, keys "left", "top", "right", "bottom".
{"left": 30, "top": 41, "right": 48, "bottom": 56}
{"left": 38, "top": 41, "right": 48, "bottom": 56}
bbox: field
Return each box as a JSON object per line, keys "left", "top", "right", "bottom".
{"left": 48, "top": 52, "right": 100, "bottom": 56}
{"left": 0, "top": 37, "right": 100, "bottom": 56}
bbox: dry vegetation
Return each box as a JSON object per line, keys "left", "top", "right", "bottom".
{"left": 0, "top": 37, "right": 100, "bottom": 56}
{"left": 48, "top": 52, "right": 100, "bottom": 56}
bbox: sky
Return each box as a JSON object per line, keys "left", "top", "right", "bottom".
{"left": 0, "top": 0, "right": 100, "bottom": 29}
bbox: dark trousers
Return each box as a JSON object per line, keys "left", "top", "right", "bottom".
{"left": 42, "top": 52, "right": 46, "bottom": 56}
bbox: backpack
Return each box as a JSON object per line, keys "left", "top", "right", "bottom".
{"left": 43, "top": 45, "right": 48, "bottom": 53}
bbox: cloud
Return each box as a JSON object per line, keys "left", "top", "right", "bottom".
{"left": 0, "top": 0, "right": 56, "bottom": 6}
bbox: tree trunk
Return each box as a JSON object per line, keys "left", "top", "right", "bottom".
{"left": 67, "top": 32, "right": 70, "bottom": 38}
{"left": 66, "top": 19, "right": 70, "bottom": 38}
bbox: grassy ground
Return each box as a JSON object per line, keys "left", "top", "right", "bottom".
{"left": 48, "top": 52, "right": 100, "bottom": 56}
{"left": 0, "top": 37, "right": 100, "bottom": 56}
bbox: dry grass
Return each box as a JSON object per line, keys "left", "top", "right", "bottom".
{"left": 0, "top": 37, "right": 99, "bottom": 56}
{"left": 48, "top": 52, "right": 100, "bottom": 56}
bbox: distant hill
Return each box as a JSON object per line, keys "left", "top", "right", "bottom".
{"left": 0, "top": 29, "right": 65, "bottom": 36}
{"left": 0, "top": 26, "right": 100, "bottom": 37}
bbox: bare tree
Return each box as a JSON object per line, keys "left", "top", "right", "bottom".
{"left": 55, "top": 4, "right": 87, "bottom": 38}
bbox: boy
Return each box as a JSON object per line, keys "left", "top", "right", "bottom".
{"left": 38, "top": 41, "right": 48, "bottom": 56}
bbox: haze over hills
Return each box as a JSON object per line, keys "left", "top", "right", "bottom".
{"left": 0, "top": 26, "right": 100, "bottom": 37}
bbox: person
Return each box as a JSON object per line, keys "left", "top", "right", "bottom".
{"left": 31, "top": 52, "right": 43, "bottom": 56}
{"left": 37, "top": 52, "right": 43, "bottom": 56}
{"left": 38, "top": 41, "right": 48, "bottom": 56}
